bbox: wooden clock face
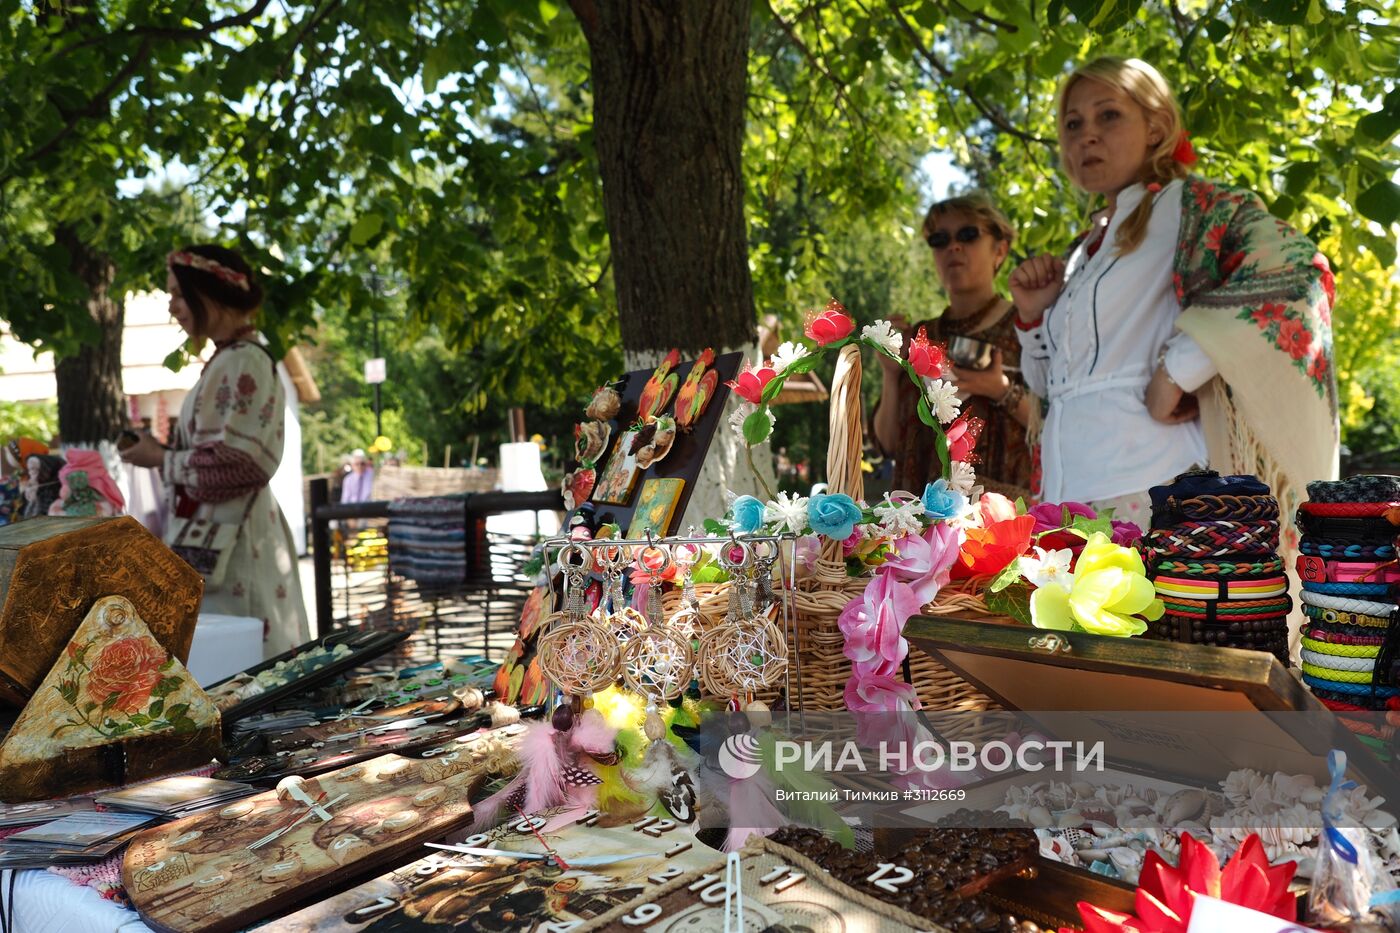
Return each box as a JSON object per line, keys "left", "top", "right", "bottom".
{"left": 123, "top": 738, "right": 520, "bottom": 933}
{"left": 260, "top": 811, "right": 718, "bottom": 932}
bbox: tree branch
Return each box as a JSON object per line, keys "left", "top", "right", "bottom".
{"left": 47, "top": 0, "right": 277, "bottom": 62}
{"left": 884, "top": 0, "right": 1050, "bottom": 146}
{"left": 765, "top": 0, "right": 872, "bottom": 132}
{"left": 20, "top": 37, "right": 155, "bottom": 168}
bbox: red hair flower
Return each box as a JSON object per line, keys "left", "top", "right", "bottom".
{"left": 907, "top": 326, "right": 947, "bottom": 379}
{"left": 1171, "top": 130, "right": 1197, "bottom": 166}
{"left": 804, "top": 299, "right": 855, "bottom": 346}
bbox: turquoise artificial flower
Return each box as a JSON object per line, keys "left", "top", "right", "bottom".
{"left": 730, "top": 494, "right": 765, "bottom": 533}
{"left": 808, "top": 493, "right": 863, "bottom": 541}
{"left": 921, "top": 478, "right": 967, "bottom": 522}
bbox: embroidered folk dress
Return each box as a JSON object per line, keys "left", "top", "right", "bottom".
{"left": 163, "top": 339, "right": 310, "bottom": 659}
{"left": 1017, "top": 179, "right": 1215, "bottom": 503}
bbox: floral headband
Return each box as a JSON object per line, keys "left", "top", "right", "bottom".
{"left": 167, "top": 251, "right": 252, "bottom": 292}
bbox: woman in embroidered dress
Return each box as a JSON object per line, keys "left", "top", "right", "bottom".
{"left": 873, "top": 192, "right": 1037, "bottom": 500}
{"left": 1010, "top": 57, "right": 1337, "bottom": 534}
{"left": 120, "top": 245, "right": 310, "bottom": 658}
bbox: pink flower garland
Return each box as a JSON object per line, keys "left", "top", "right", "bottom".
{"left": 838, "top": 521, "right": 961, "bottom": 712}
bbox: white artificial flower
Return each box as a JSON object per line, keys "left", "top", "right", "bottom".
{"left": 923, "top": 377, "right": 962, "bottom": 424}
{"left": 764, "top": 491, "right": 810, "bottom": 535}
{"left": 948, "top": 460, "right": 977, "bottom": 496}
{"left": 874, "top": 496, "right": 924, "bottom": 540}
{"left": 860, "top": 320, "right": 903, "bottom": 358}
{"left": 770, "top": 341, "right": 811, "bottom": 375}
{"left": 1017, "top": 546, "right": 1075, "bottom": 591}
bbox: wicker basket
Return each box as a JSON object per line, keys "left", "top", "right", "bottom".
{"left": 667, "top": 343, "right": 1002, "bottom": 717}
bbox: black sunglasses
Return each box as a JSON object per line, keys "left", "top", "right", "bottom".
{"left": 926, "top": 224, "right": 985, "bottom": 250}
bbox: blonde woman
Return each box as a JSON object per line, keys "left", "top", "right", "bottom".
{"left": 873, "top": 192, "right": 1036, "bottom": 500}
{"left": 1010, "top": 56, "right": 1337, "bottom": 530}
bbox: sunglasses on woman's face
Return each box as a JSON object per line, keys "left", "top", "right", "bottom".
{"left": 926, "top": 225, "right": 984, "bottom": 250}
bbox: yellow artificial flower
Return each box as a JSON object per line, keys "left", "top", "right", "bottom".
{"left": 1030, "top": 532, "right": 1164, "bottom": 637}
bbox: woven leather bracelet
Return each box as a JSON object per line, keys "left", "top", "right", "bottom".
{"left": 1154, "top": 574, "right": 1289, "bottom": 601}
{"left": 1302, "top": 604, "right": 1392, "bottom": 629}
{"left": 1301, "top": 661, "right": 1378, "bottom": 684}
{"left": 1303, "top": 627, "right": 1386, "bottom": 648}
{"left": 1155, "top": 493, "right": 1279, "bottom": 524}
{"left": 1301, "top": 500, "right": 1400, "bottom": 518}
{"left": 1307, "top": 475, "right": 1400, "bottom": 504}
{"left": 1302, "top": 650, "right": 1376, "bottom": 673}
{"left": 1301, "top": 636, "right": 1381, "bottom": 658}
{"left": 1296, "top": 512, "right": 1400, "bottom": 541}
{"left": 1153, "top": 557, "right": 1284, "bottom": 577}
{"left": 1142, "top": 519, "right": 1280, "bottom": 559}
{"left": 1299, "top": 590, "right": 1399, "bottom": 616}
{"left": 1301, "top": 580, "right": 1396, "bottom": 597}
{"left": 1302, "top": 673, "right": 1400, "bottom": 697}
{"left": 1300, "top": 540, "right": 1397, "bottom": 560}
{"left": 1159, "top": 594, "right": 1291, "bottom": 621}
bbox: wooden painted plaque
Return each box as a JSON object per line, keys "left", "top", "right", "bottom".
{"left": 260, "top": 809, "right": 717, "bottom": 931}
{"left": 0, "top": 595, "right": 220, "bottom": 802}
{"left": 0, "top": 516, "right": 202, "bottom": 706}
{"left": 123, "top": 738, "right": 520, "bottom": 933}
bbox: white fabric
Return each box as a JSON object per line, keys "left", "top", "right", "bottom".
{"left": 1, "top": 869, "right": 152, "bottom": 933}
{"left": 1017, "top": 179, "right": 1211, "bottom": 502}
{"left": 270, "top": 363, "right": 307, "bottom": 556}
{"left": 185, "top": 613, "right": 264, "bottom": 686}
{"left": 486, "top": 443, "right": 559, "bottom": 582}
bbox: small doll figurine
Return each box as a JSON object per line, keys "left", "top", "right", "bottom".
{"left": 22, "top": 454, "right": 64, "bottom": 519}
{"left": 49, "top": 449, "right": 125, "bottom": 518}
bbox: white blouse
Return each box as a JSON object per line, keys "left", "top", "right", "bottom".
{"left": 1016, "top": 180, "right": 1217, "bottom": 503}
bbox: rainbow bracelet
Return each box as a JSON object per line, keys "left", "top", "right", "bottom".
{"left": 1154, "top": 574, "right": 1289, "bottom": 601}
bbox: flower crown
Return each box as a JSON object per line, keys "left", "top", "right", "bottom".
{"left": 167, "top": 251, "right": 252, "bottom": 292}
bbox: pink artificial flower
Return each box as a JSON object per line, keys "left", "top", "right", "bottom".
{"left": 804, "top": 299, "right": 855, "bottom": 346}
{"left": 882, "top": 520, "right": 962, "bottom": 604}
{"left": 976, "top": 492, "right": 1019, "bottom": 526}
{"left": 726, "top": 360, "right": 777, "bottom": 404}
{"left": 844, "top": 672, "right": 919, "bottom": 712}
{"left": 841, "top": 527, "right": 864, "bottom": 557}
{"left": 1029, "top": 500, "right": 1097, "bottom": 551}
{"left": 838, "top": 572, "right": 920, "bottom": 675}
{"left": 907, "top": 326, "right": 946, "bottom": 379}
{"left": 1110, "top": 519, "right": 1143, "bottom": 547}
{"left": 944, "top": 413, "right": 983, "bottom": 464}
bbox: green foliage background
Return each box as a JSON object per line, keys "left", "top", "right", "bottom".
{"left": 0, "top": 0, "right": 1396, "bottom": 474}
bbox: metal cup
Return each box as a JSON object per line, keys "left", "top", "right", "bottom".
{"left": 948, "top": 335, "right": 995, "bottom": 371}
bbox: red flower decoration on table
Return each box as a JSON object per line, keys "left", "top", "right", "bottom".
{"left": 726, "top": 360, "right": 777, "bottom": 405}
{"left": 804, "top": 299, "right": 855, "bottom": 346}
{"left": 944, "top": 413, "right": 983, "bottom": 464}
{"left": 1062, "top": 833, "right": 1296, "bottom": 933}
{"left": 1276, "top": 317, "right": 1312, "bottom": 360}
{"left": 955, "top": 513, "right": 1035, "bottom": 579}
{"left": 908, "top": 326, "right": 947, "bottom": 379}
{"left": 86, "top": 636, "right": 168, "bottom": 714}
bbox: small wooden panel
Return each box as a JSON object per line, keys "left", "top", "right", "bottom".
{"left": 0, "top": 595, "right": 220, "bottom": 802}
{"left": 123, "top": 739, "right": 517, "bottom": 933}
{"left": 0, "top": 516, "right": 202, "bottom": 707}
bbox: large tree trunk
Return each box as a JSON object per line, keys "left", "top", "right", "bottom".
{"left": 54, "top": 227, "right": 127, "bottom": 445}
{"left": 571, "top": 0, "right": 756, "bottom": 354}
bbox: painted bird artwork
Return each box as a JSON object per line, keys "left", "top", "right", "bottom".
{"left": 673, "top": 348, "right": 719, "bottom": 431}
{"left": 635, "top": 348, "right": 680, "bottom": 422}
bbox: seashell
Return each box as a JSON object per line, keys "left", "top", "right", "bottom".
{"left": 1071, "top": 781, "right": 1096, "bottom": 799}
{"left": 1028, "top": 806, "right": 1053, "bottom": 828}
{"left": 1055, "top": 810, "right": 1086, "bottom": 829}
{"left": 1109, "top": 847, "right": 1143, "bottom": 884}
{"left": 1161, "top": 789, "right": 1208, "bottom": 825}
{"left": 1300, "top": 786, "right": 1324, "bottom": 806}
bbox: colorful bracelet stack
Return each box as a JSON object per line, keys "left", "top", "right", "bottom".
{"left": 1295, "top": 475, "right": 1400, "bottom": 711}
{"left": 1142, "top": 471, "right": 1291, "bottom": 663}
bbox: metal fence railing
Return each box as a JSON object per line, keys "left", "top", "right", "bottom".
{"left": 307, "top": 478, "right": 563, "bottom": 666}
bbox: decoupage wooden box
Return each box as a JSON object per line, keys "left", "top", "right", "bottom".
{"left": 0, "top": 516, "right": 202, "bottom": 706}
{"left": 904, "top": 615, "right": 1396, "bottom": 928}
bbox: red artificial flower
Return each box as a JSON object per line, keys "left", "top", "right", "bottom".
{"left": 726, "top": 360, "right": 777, "bottom": 404}
{"left": 944, "top": 413, "right": 984, "bottom": 464}
{"left": 955, "top": 514, "right": 1035, "bottom": 579}
{"left": 1204, "top": 223, "right": 1228, "bottom": 256}
{"left": 1061, "top": 833, "right": 1296, "bottom": 933}
{"left": 1249, "top": 302, "right": 1286, "bottom": 329}
{"left": 804, "top": 299, "right": 855, "bottom": 346}
{"left": 907, "top": 326, "right": 947, "bottom": 379}
{"left": 1312, "top": 251, "right": 1336, "bottom": 312}
{"left": 1172, "top": 130, "right": 1197, "bottom": 166}
{"left": 1277, "top": 317, "right": 1312, "bottom": 360}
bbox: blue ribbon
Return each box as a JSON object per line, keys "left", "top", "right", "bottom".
{"left": 1322, "top": 749, "right": 1360, "bottom": 865}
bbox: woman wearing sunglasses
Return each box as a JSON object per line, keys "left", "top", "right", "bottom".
{"left": 873, "top": 192, "right": 1037, "bottom": 500}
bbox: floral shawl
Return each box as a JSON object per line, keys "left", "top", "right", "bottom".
{"left": 1171, "top": 176, "right": 1340, "bottom": 544}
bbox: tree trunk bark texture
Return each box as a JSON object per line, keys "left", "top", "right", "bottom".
{"left": 573, "top": 0, "right": 757, "bottom": 355}
{"left": 54, "top": 227, "right": 127, "bottom": 445}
